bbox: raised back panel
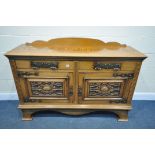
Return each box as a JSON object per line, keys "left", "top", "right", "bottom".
{"left": 28, "top": 38, "right": 126, "bottom": 51}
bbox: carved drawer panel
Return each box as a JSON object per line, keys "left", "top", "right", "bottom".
{"left": 15, "top": 60, "right": 74, "bottom": 70}
{"left": 78, "top": 61, "right": 137, "bottom": 71}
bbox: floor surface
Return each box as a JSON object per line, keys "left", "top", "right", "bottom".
{"left": 0, "top": 100, "right": 155, "bottom": 129}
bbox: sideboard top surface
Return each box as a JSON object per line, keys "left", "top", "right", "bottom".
{"left": 5, "top": 38, "right": 147, "bottom": 59}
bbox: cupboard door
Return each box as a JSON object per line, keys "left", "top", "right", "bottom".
{"left": 27, "top": 78, "right": 68, "bottom": 99}
{"left": 18, "top": 71, "right": 73, "bottom": 103}
{"left": 78, "top": 72, "right": 133, "bottom": 104}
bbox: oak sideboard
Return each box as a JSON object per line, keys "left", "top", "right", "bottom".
{"left": 5, "top": 37, "right": 147, "bottom": 121}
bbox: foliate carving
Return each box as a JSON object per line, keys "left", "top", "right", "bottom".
{"left": 94, "top": 63, "right": 121, "bottom": 70}
{"left": 31, "top": 61, "right": 58, "bottom": 70}
{"left": 113, "top": 73, "right": 134, "bottom": 79}
{"left": 89, "top": 82, "right": 121, "bottom": 97}
{"left": 30, "top": 81, "right": 63, "bottom": 97}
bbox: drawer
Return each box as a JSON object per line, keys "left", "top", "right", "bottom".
{"left": 16, "top": 69, "right": 73, "bottom": 78}
{"left": 78, "top": 61, "right": 138, "bottom": 71}
{"left": 15, "top": 60, "right": 74, "bottom": 70}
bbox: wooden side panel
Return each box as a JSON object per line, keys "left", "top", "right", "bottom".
{"left": 9, "top": 60, "right": 24, "bottom": 102}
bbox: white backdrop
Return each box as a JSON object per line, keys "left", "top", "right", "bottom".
{"left": 0, "top": 26, "right": 155, "bottom": 99}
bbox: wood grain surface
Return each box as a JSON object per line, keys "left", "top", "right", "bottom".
{"left": 5, "top": 37, "right": 146, "bottom": 121}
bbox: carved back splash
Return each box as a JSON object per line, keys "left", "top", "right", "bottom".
{"left": 27, "top": 38, "right": 126, "bottom": 51}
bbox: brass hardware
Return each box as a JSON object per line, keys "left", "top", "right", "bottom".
{"left": 94, "top": 62, "right": 121, "bottom": 70}
{"left": 113, "top": 73, "right": 134, "bottom": 79}
{"left": 31, "top": 61, "right": 58, "bottom": 70}
{"left": 110, "top": 98, "right": 127, "bottom": 104}
{"left": 17, "top": 71, "right": 39, "bottom": 77}
{"left": 78, "top": 87, "right": 82, "bottom": 96}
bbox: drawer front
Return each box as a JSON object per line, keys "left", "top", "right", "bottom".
{"left": 78, "top": 61, "right": 137, "bottom": 71}
{"left": 15, "top": 60, "right": 74, "bottom": 70}
{"left": 16, "top": 60, "right": 138, "bottom": 71}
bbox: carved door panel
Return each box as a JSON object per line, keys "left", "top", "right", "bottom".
{"left": 18, "top": 71, "right": 73, "bottom": 103}
{"left": 78, "top": 72, "right": 133, "bottom": 104}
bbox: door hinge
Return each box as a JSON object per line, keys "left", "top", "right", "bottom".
{"left": 78, "top": 87, "right": 82, "bottom": 96}
{"left": 17, "top": 71, "right": 39, "bottom": 78}
{"left": 69, "top": 87, "right": 73, "bottom": 96}
{"left": 113, "top": 73, "right": 134, "bottom": 79}
{"left": 110, "top": 98, "right": 127, "bottom": 104}
{"left": 24, "top": 96, "right": 36, "bottom": 103}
